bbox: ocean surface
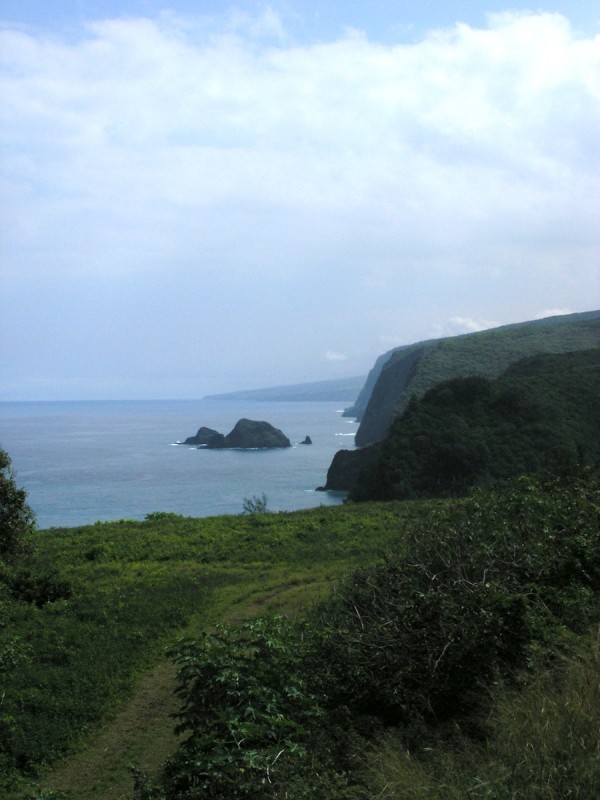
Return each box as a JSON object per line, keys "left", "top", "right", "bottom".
{"left": 0, "top": 399, "right": 357, "bottom": 529}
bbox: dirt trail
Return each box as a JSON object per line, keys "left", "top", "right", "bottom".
{"left": 38, "top": 577, "right": 329, "bottom": 799}
{"left": 41, "top": 659, "right": 181, "bottom": 800}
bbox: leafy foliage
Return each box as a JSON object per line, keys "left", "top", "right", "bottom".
{"left": 368, "top": 632, "right": 600, "bottom": 799}
{"left": 353, "top": 349, "right": 600, "bottom": 501}
{"left": 135, "top": 611, "right": 374, "bottom": 800}
{"left": 5, "top": 467, "right": 600, "bottom": 799}
{"left": 0, "top": 448, "right": 35, "bottom": 561}
{"left": 136, "top": 617, "right": 330, "bottom": 799}
{"left": 0, "top": 500, "right": 413, "bottom": 796}
{"left": 321, "top": 471, "right": 600, "bottom": 738}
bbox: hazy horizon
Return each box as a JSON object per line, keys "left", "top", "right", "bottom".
{"left": 1, "top": 1, "right": 598, "bottom": 401}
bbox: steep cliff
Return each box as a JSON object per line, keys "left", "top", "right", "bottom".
{"left": 351, "top": 348, "right": 600, "bottom": 501}
{"left": 324, "top": 310, "right": 600, "bottom": 492}
{"left": 355, "top": 310, "right": 600, "bottom": 447}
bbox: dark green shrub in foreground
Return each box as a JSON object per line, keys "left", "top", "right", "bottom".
{"left": 320, "top": 470, "right": 600, "bottom": 737}
{"left": 136, "top": 616, "right": 365, "bottom": 799}
{"left": 367, "top": 632, "right": 600, "bottom": 799}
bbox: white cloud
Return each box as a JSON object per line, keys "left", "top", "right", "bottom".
{"left": 378, "top": 335, "right": 406, "bottom": 348}
{"left": 324, "top": 351, "right": 348, "bottom": 362}
{"left": 449, "top": 316, "right": 500, "bottom": 334}
{"left": 2, "top": 11, "right": 598, "bottom": 279}
{"left": 1, "top": 9, "right": 598, "bottom": 397}
{"left": 532, "top": 308, "right": 572, "bottom": 319}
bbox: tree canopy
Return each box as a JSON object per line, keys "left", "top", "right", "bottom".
{"left": 0, "top": 447, "right": 35, "bottom": 560}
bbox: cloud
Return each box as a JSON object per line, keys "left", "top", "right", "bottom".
{"left": 449, "top": 317, "right": 500, "bottom": 334}
{"left": 2, "top": 11, "right": 598, "bottom": 277}
{"left": 1, "top": 8, "right": 598, "bottom": 397}
{"left": 324, "top": 351, "right": 348, "bottom": 362}
{"left": 532, "top": 308, "right": 572, "bottom": 319}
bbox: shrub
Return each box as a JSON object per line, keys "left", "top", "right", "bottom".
{"left": 139, "top": 616, "right": 353, "bottom": 799}
{"left": 242, "top": 493, "right": 269, "bottom": 514}
{"left": 0, "top": 448, "right": 35, "bottom": 561}
{"left": 366, "top": 629, "right": 600, "bottom": 799}
{"left": 317, "top": 471, "right": 600, "bottom": 736}
{"left": 139, "top": 471, "right": 600, "bottom": 798}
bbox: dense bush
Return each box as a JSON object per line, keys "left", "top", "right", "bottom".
{"left": 367, "top": 631, "right": 600, "bottom": 799}
{"left": 0, "top": 447, "right": 35, "bottom": 560}
{"left": 321, "top": 470, "right": 600, "bottom": 738}
{"left": 136, "top": 616, "right": 366, "bottom": 800}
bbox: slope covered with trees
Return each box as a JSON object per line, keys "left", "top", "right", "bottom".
{"left": 353, "top": 309, "right": 600, "bottom": 447}
{"left": 351, "top": 349, "right": 600, "bottom": 501}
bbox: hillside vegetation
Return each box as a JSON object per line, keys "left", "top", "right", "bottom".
{"left": 1, "top": 466, "right": 599, "bottom": 798}
{"left": 352, "top": 309, "right": 600, "bottom": 446}
{"left": 351, "top": 348, "right": 600, "bottom": 501}
{"left": 130, "top": 472, "right": 600, "bottom": 799}
{"left": 0, "top": 499, "right": 423, "bottom": 799}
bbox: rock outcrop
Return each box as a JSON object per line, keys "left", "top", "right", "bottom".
{"left": 183, "top": 426, "right": 220, "bottom": 445}
{"left": 213, "top": 419, "right": 291, "bottom": 449}
{"left": 182, "top": 419, "right": 291, "bottom": 449}
{"left": 317, "top": 445, "right": 379, "bottom": 491}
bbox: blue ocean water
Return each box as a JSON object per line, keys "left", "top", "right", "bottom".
{"left": 0, "top": 399, "right": 357, "bottom": 529}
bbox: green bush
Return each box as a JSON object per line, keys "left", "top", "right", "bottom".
{"left": 0, "top": 448, "right": 35, "bottom": 561}
{"left": 137, "top": 616, "right": 365, "bottom": 799}
{"left": 140, "top": 471, "right": 600, "bottom": 798}
{"left": 367, "top": 630, "right": 600, "bottom": 799}
{"left": 319, "top": 471, "right": 600, "bottom": 736}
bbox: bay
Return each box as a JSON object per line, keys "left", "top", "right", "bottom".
{"left": 0, "top": 399, "right": 357, "bottom": 529}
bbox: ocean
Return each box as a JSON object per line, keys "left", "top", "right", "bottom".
{"left": 0, "top": 399, "right": 357, "bottom": 529}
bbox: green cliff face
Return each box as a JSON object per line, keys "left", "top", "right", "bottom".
{"left": 351, "top": 347, "right": 600, "bottom": 501}
{"left": 354, "top": 310, "right": 600, "bottom": 447}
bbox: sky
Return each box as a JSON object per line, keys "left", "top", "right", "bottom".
{"left": 1, "top": 1, "right": 598, "bottom": 400}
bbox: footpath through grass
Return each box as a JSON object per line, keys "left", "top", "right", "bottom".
{"left": 3, "top": 501, "right": 425, "bottom": 799}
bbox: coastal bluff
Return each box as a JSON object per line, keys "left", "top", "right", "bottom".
{"left": 182, "top": 418, "right": 291, "bottom": 449}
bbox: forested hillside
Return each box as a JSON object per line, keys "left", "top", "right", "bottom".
{"left": 351, "top": 348, "right": 600, "bottom": 501}
{"left": 353, "top": 309, "right": 600, "bottom": 447}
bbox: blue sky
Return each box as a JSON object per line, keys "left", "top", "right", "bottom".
{"left": 1, "top": 1, "right": 599, "bottom": 400}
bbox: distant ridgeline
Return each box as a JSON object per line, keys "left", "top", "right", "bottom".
{"left": 203, "top": 376, "right": 366, "bottom": 403}
{"left": 325, "top": 310, "right": 600, "bottom": 495}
